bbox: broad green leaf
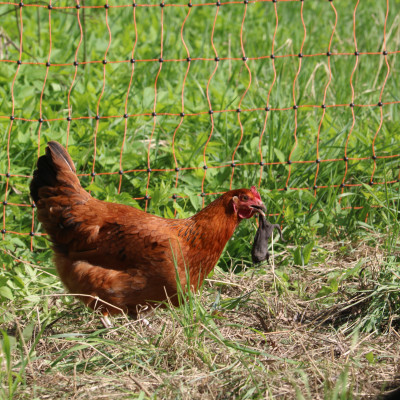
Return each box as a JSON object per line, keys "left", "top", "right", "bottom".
{"left": 293, "top": 247, "right": 302, "bottom": 266}
{"left": 22, "top": 322, "right": 35, "bottom": 343}
{"left": 0, "top": 286, "right": 14, "bottom": 301}
{"left": 303, "top": 241, "right": 314, "bottom": 265}
{"left": 365, "top": 351, "right": 375, "bottom": 364}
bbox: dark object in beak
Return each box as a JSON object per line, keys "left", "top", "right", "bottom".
{"left": 251, "top": 204, "right": 266, "bottom": 217}
{"left": 251, "top": 214, "right": 285, "bottom": 264}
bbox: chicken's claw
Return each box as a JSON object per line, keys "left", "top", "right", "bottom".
{"left": 100, "top": 315, "right": 113, "bottom": 329}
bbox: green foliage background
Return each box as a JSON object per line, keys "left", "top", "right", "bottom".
{"left": 0, "top": 0, "right": 399, "bottom": 254}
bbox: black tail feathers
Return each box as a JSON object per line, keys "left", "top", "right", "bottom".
{"left": 30, "top": 141, "right": 76, "bottom": 204}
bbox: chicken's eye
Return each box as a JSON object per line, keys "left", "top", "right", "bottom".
{"left": 242, "top": 195, "right": 249, "bottom": 201}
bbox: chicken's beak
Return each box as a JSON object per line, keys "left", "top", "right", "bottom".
{"left": 251, "top": 203, "right": 266, "bottom": 217}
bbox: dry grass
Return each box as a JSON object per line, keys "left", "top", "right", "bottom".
{"left": 1, "top": 240, "right": 400, "bottom": 400}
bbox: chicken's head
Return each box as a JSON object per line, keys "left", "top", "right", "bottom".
{"left": 231, "top": 186, "right": 266, "bottom": 220}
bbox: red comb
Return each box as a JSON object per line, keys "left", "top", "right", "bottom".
{"left": 251, "top": 186, "right": 261, "bottom": 200}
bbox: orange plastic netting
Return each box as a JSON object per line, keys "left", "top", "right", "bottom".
{"left": 0, "top": 0, "right": 399, "bottom": 250}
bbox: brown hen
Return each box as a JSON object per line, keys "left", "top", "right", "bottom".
{"left": 30, "top": 142, "right": 266, "bottom": 323}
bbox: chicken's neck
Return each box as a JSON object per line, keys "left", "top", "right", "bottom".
{"left": 177, "top": 196, "right": 240, "bottom": 286}
{"left": 191, "top": 197, "right": 239, "bottom": 241}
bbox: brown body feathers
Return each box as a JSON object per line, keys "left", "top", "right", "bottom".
{"left": 30, "top": 142, "right": 266, "bottom": 317}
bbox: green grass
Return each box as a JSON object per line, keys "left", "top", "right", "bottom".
{"left": 1, "top": 241, "right": 400, "bottom": 399}
{"left": 1, "top": 0, "right": 400, "bottom": 398}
